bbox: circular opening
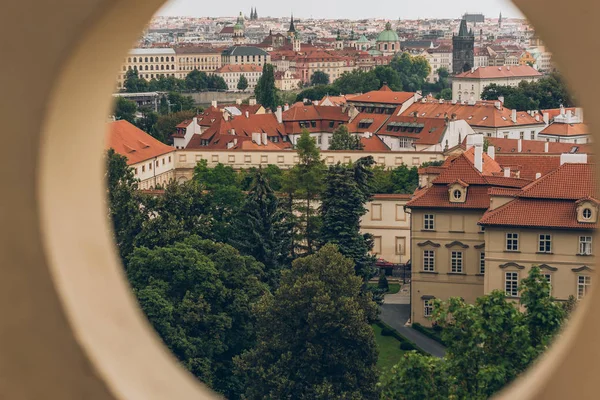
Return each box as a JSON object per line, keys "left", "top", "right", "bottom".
{"left": 583, "top": 208, "right": 592, "bottom": 219}
{"left": 453, "top": 189, "right": 462, "bottom": 199}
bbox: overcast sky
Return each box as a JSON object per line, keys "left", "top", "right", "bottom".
{"left": 157, "top": 0, "right": 524, "bottom": 20}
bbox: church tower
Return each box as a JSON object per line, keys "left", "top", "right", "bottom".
{"left": 233, "top": 12, "right": 246, "bottom": 45}
{"left": 287, "top": 13, "right": 297, "bottom": 39}
{"left": 498, "top": 12, "right": 502, "bottom": 29}
{"left": 452, "top": 18, "right": 474, "bottom": 74}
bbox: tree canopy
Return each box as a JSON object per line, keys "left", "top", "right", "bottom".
{"left": 254, "top": 63, "right": 278, "bottom": 111}
{"left": 328, "top": 124, "right": 364, "bottom": 150}
{"left": 237, "top": 74, "right": 249, "bottom": 91}
{"left": 114, "top": 97, "right": 138, "bottom": 123}
{"left": 311, "top": 70, "right": 330, "bottom": 86}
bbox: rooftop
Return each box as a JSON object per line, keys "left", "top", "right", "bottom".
{"left": 106, "top": 120, "right": 174, "bottom": 165}
{"left": 454, "top": 65, "right": 543, "bottom": 79}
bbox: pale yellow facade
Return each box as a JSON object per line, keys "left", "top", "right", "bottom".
{"left": 409, "top": 209, "right": 486, "bottom": 326}
{"left": 175, "top": 49, "right": 222, "bottom": 78}
{"left": 484, "top": 227, "right": 595, "bottom": 301}
{"left": 362, "top": 196, "right": 411, "bottom": 265}
{"left": 117, "top": 48, "right": 177, "bottom": 89}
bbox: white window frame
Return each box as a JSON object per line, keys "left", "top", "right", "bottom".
{"left": 479, "top": 252, "right": 485, "bottom": 274}
{"left": 539, "top": 234, "right": 552, "bottom": 253}
{"left": 579, "top": 236, "right": 593, "bottom": 255}
{"left": 423, "top": 250, "right": 435, "bottom": 272}
{"left": 505, "top": 272, "right": 519, "bottom": 297}
{"left": 424, "top": 214, "right": 435, "bottom": 230}
{"left": 578, "top": 275, "right": 592, "bottom": 299}
{"left": 506, "top": 233, "right": 519, "bottom": 251}
{"left": 424, "top": 300, "right": 433, "bottom": 317}
{"left": 451, "top": 251, "right": 463, "bottom": 273}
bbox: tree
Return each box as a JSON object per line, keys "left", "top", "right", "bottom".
{"left": 105, "top": 149, "right": 145, "bottom": 261}
{"left": 230, "top": 168, "right": 292, "bottom": 288}
{"left": 378, "top": 272, "right": 389, "bottom": 291}
{"left": 311, "top": 70, "right": 330, "bottom": 86}
{"left": 167, "top": 91, "right": 195, "bottom": 112}
{"left": 114, "top": 97, "right": 138, "bottom": 123}
{"left": 319, "top": 157, "right": 376, "bottom": 280}
{"left": 328, "top": 124, "right": 364, "bottom": 150}
{"left": 185, "top": 69, "right": 208, "bottom": 91}
{"left": 123, "top": 69, "right": 148, "bottom": 92}
{"left": 237, "top": 74, "right": 249, "bottom": 91}
{"left": 152, "top": 110, "right": 196, "bottom": 144}
{"left": 235, "top": 244, "right": 379, "bottom": 400}
{"left": 283, "top": 130, "right": 325, "bottom": 255}
{"left": 135, "top": 106, "right": 158, "bottom": 134}
{"left": 436, "top": 88, "right": 452, "bottom": 100}
{"left": 373, "top": 66, "right": 402, "bottom": 91}
{"left": 127, "top": 237, "right": 268, "bottom": 399}
{"left": 254, "top": 63, "right": 278, "bottom": 110}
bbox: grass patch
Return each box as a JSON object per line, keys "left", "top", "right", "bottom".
{"left": 372, "top": 323, "right": 406, "bottom": 372}
{"left": 367, "top": 282, "right": 401, "bottom": 294}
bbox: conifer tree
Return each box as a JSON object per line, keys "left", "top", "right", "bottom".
{"left": 254, "top": 63, "right": 278, "bottom": 110}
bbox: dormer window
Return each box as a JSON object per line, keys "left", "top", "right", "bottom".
{"left": 583, "top": 208, "right": 592, "bottom": 220}
{"left": 448, "top": 180, "right": 468, "bottom": 203}
{"left": 576, "top": 199, "right": 599, "bottom": 223}
{"left": 453, "top": 189, "right": 462, "bottom": 200}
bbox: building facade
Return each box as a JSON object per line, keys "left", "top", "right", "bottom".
{"left": 117, "top": 48, "right": 177, "bottom": 89}
{"left": 215, "top": 64, "right": 263, "bottom": 92}
{"left": 452, "top": 18, "right": 475, "bottom": 74}
{"left": 175, "top": 47, "right": 222, "bottom": 78}
{"left": 221, "top": 46, "right": 271, "bottom": 67}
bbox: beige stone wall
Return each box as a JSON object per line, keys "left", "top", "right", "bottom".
{"left": 117, "top": 50, "right": 177, "bottom": 88}
{"left": 362, "top": 197, "right": 411, "bottom": 264}
{"left": 484, "top": 227, "right": 596, "bottom": 301}
{"left": 176, "top": 52, "right": 221, "bottom": 78}
{"left": 409, "top": 209, "right": 486, "bottom": 326}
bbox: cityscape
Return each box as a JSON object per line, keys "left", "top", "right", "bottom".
{"left": 107, "top": 4, "right": 592, "bottom": 399}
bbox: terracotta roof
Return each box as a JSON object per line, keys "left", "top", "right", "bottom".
{"left": 488, "top": 187, "right": 522, "bottom": 196}
{"left": 361, "top": 134, "right": 390, "bottom": 151}
{"left": 539, "top": 122, "right": 591, "bottom": 137}
{"left": 347, "top": 88, "right": 415, "bottom": 105}
{"left": 433, "top": 149, "right": 503, "bottom": 184}
{"left": 282, "top": 105, "right": 350, "bottom": 134}
{"left": 483, "top": 137, "right": 592, "bottom": 154}
{"left": 540, "top": 107, "right": 578, "bottom": 121}
{"left": 403, "top": 100, "right": 543, "bottom": 128}
{"left": 479, "top": 198, "right": 597, "bottom": 229}
{"left": 407, "top": 185, "right": 493, "bottom": 209}
{"left": 517, "top": 163, "right": 596, "bottom": 200}
{"left": 377, "top": 115, "right": 448, "bottom": 145}
{"left": 454, "top": 65, "right": 542, "bottom": 79}
{"left": 494, "top": 155, "right": 561, "bottom": 180}
{"left": 106, "top": 120, "right": 174, "bottom": 165}
{"left": 216, "top": 64, "right": 263, "bottom": 73}
{"left": 220, "top": 26, "right": 234, "bottom": 34}
{"left": 346, "top": 112, "right": 393, "bottom": 134}
{"left": 174, "top": 46, "right": 220, "bottom": 54}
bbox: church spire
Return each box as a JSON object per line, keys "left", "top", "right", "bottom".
{"left": 288, "top": 13, "right": 296, "bottom": 33}
{"left": 458, "top": 18, "right": 469, "bottom": 37}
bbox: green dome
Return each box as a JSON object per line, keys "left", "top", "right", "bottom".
{"left": 376, "top": 22, "right": 399, "bottom": 42}
{"left": 357, "top": 35, "right": 369, "bottom": 43}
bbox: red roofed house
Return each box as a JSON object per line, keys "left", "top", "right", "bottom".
{"left": 282, "top": 104, "right": 350, "bottom": 149}
{"left": 215, "top": 64, "right": 263, "bottom": 92}
{"left": 537, "top": 106, "right": 590, "bottom": 144}
{"left": 452, "top": 65, "right": 542, "bottom": 102}
{"left": 406, "top": 134, "right": 533, "bottom": 326}
{"left": 106, "top": 120, "right": 175, "bottom": 189}
{"left": 479, "top": 158, "right": 595, "bottom": 303}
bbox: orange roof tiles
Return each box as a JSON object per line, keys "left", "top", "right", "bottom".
{"left": 494, "top": 155, "right": 561, "bottom": 180}
{"left": 517, "top": 163, "right": 596, "bottom": 200}
{"left": 378, "top": 115, "right": 448, "bottom": 145}
{"left": 346, "top": 112, "right": 392, "bottom": 134}
{"left": 484, "top": 137, "right": 592, "bottom": 154}
{"left": 347, "top": 89, "right": 415, "bottom": 105}
{"left": 407, "top": 185, "right": 493, "bottom": 209}
{"left": 361, "top": 134, "right": 390, "bottom": 151}
{"left": 539, "top": 122, "right": 590, "bottom": 137}
{"left": 454, "top": 65, "right": 542, "bottom": 79}
{"left": 106, "top": 120, "right": 174, "bottom": 165}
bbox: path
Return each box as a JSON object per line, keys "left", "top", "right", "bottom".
{"left": 379, "top": 283, "right": 447, "bottom": 358}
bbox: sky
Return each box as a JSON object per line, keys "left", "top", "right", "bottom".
{"left": 157, "top": 0, "right": 524, "bottom": 20}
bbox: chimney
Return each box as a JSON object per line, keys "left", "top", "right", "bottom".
{"left": 543, "top": 112, "right": 550, "bottom": 125}
{"left": 487, "top": 145, "right": 495, "bottom": 160}
{"left": 227, "top": 141, "right": 235, "bottom": 149}
{"left": 252, "top": 132, "right": 261, "bottom": 144}
{"left": 231, "top": 128, "right": 236, "bottom": 136}
{"left": 223, "top": 112, "right": 230, "bottom": 122}
{"left": 211, "top": 100, "right": 218, "bottom": 108}
{"left": 275, "top": 106, "right": 283, "bottom": 123}
{"left": 413, "top": 92, "right": 419, "bottom": 102}
{"left": 517, "top": 139, "right": 522, "bottom": 152}
{"left": 245, "top": 111, "right": 249, "bottom": 118}
{"left": 314, "top": 100, "right": 319, "bottom": 106}
{"left": 560, "top": 153, "right": 588, "bottom": 165}
{"left": 575, "top": 107, "right": 584, "bottom": 123}
{"left": 192, "top": 117, "right": 199, "bottom": 133}
{"left": 566, "top": 110, "right": 573, "bottom": 124}
{"left": 262, "top": 132, "right": 268, "bottom": 145}
{"left": 471, "top": 134, "right": 484, "bottom": 173}
{"left": 504, "top": 167, "right": 510, "bottom": 177}
{"left": 233, "top": 138, "right": 238, "bottom": 146}
{"left": 249, "top": 98, "right": 257, "bottom": 106}
{"left": 363, "top": 131, "right": 372, "bottom": 138}
{"left": 494, "top": 101, "right": 501, "bottom": 110}
{"left": 236, "top": 98, "right": 242, "bottom": 105}
{"left": 511, "top": 109, "right": 517, "bottom": 123}
{"left": 560, "top": 104, "right": 565, "bottom": 116}
{"left": 544, "top": 141, "right": 549, "bottom": 153}
{"left": 535, "top": 114, "right": 540, "bottom": 122}
{"left": 498, "top": 96, "right": 505, "bottom": 104}
{"left": 535, "top": 172, "right": 541, "bottom": 179}
{"left": 284, "top": 103, "right": 290, "bottom": 111}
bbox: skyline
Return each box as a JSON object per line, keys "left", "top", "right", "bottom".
{"left": 156, "top": 0, "right": 524, "bottom": 20}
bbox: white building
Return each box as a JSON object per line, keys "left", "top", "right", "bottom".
{"left": 538, "top": 107, "right": 590, "bottom": 144}
{"left": 215, "top": 64, "right": 263, "bottom": 92}
{"left": 421, "top": 45, "right": 453, "bottom": 83}
{"left": 452, "top": 65, "right": 542, "bottom": 102}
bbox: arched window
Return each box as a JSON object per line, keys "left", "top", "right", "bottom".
{"left": 128, "top": 57, "right": 131, "bottom": 63}
{"left": 150, "top": 65, "right": 153, "bottom": 70}
{"left": 161, "top": 56, "right": 164, "bottom": 62}
{"left": 172, "top": 65, "right": 175, "bottom": 70}
{"left": 122, "top": 66, "right": 126, "bottom": 71}
{"left": 150, "top": 57, "right": 154, "bottom": 62}
{"left": 128, "top": 66, "right": 132, "bottom": 70}
{"left": 133, "top": 57, "right": 137, "bottom": 62}
{"left": 391, "top": 44, "right": 395, "bottom": 50}
{"left": 155, "top": 65, "right": 158, "bottom": 70}
{"left": 384, "top": 44, "right": 388, "bottom": 50}
{"left": 134, "top": 65, "right": 137, "bottom": 70}
{"left": 144, "top": 65, "right": 148, "bottom": 70}
{"left": 165, "top": 65, "right": 169, "bottom": 70}
{"left": 171, "top": 56, "right": 174, "bottom": 62}
{"left": 161, "top": 65, "right": 164, "bottom": 70}
{"left": 144, "top": 57, "right": 148, "bottom": 62}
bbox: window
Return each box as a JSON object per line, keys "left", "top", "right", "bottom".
{"left": 141, "top": 165, "right": 145, "bottom": 172}
{"left": 424, "top": 300, "right": 433, "bottom": 317}
{"left": 329, "top": 121, "right": 335, "bottom": 128}
{"left": 530, "top": 130, "right": 535, "bottom": 140}
{"left": 148, "top": 162, "right": 152, "bottom": 170}
{"left": 539, "top": 234, "right": 552, "bottom": 253}
{"left": 423, "top": 250, "right": 435, "bottom": 272}
{"left": 453, "top": 189, "right": 462, "bottom": 200}
{"left": 578, "top": 275, "right": 592, "bottom": 299}
{"left": 424, "top": 214, "right": 435, "bottom": 230}
{"left": 506, "top": 233, "right": 519, "bottom": 251}
{"left": 479, "top": 252, "right": 485, "bottom": 274}
{"left": 580, "top": 236, "right": 593, "bottom": 255}
{"left": 373, "top": 236, "right": 382, "bottom": 254}
{"left": 451, "top": 251, "right": 463, "bottom": 273}
{"left": 520, "top": 131, "right": 524, "bottom": 140}
{"left": 371, "top": 204, "right": 382, "bottom": 221}
{"left": 505, "top": 272, "right": 519, "bottom": 297}
{"left": 583, "top": 208, "right": 592, "bottom": 220}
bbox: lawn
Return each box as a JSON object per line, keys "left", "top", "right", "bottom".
{"left": 368, "top": 282, "right": 401, "bottom": 294}
{"left": 372, "top": 323, "right": 406, "bottom": 373}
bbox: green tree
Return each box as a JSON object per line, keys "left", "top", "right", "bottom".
{"left": 167, "top": 91, "right": 195, "bottom": 112}
{"left": 230, "top": 169, "right": 292, "bottom": 288}
{"left": 127, "top": 237, "right": 268, "bottom": 399}
{"left": 152, "top": 110, "right": 196, "bottom": 144}
{"left": 235, "top": 244, "right": 379, "bottom": 400}
{"left": 436, "top": 88, "right": 452, "bottom": 100}
{"left": 185, "top": 69, "right": 208, "bottom": 91}
{"left": 373, "top": 66, "right": 403, "bottom": 91}
{"left": 296, "top": 84, "right": 340, "bottom": 102}
{"left": 237, "top": 74, "right": 249, "bottom": 91}
{"left": 311, "top": 70, "right": 330, "bottom": 86}
{"left": 114, "top": 96, "right": 138, "bottom": 123}
{"left": 123, "top": 69, "right": 148, "bottom": 92}
{"left": 328, "top": 124, "right": 364, "bottom": 150}
{"left": 255, "top": 63, "right": 278, "bottom": 110}
{"left": 319, "top": 157, "right": 376, "bottom": 280}
{"left": 283, "top": 130, "right": 325, "bottom": 255}
{"left": 378, "top": 272, "right": 389, "bottom": 291}
{"left": 135, "top": 106, "right": 158, "bottom": 134}
{"left": 105, "top": 149, "right": 145, "bottom": 261}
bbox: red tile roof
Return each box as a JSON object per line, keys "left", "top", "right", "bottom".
{"left": 494, "top": 155, "right": 561, "bottom": 180}
{"left": 517, "top": 163, "right": 596, "bottom": 200}
{"left": 106, "top": 120, "right": 174, "bottom": 165}
{"left": 347, "top": 88, "right": 415, "bottom": 105}
{"left": 282, "top": 105, "right": 350, "bottom": 134}
{"left": 407, "top": 185, "right": 493, "bottom": 209}
{"left": 346, "top": 112, "right": 393, "bottom": 134}
{"left": 377, "top": 116, "right": 448, "bottom": 145}
{"left": 484, "top": 137, "right": 592, "bottom": 154}
{"left": 361, "top": 134, "right": 390, "bottom": 151}
{"left": 539, "top": 122, "right": 590, "bottom": 137}
{"left": 454, "top": 65, "right": 542, "bottom": 79}
{"left": 540, "top": 107, "right": 577, "bottom": 121}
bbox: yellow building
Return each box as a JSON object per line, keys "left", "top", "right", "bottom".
{"left": 406, "top": 139, "right": 531, "bottom": 326}
{"left": 479, "top": 161, "right": 595, "bottom": 302}
{"left": 175, "top": 47, "right": 222, "bottom": 78}
{"left": 117, "top": 48, "right": 177, "bottom": 89}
